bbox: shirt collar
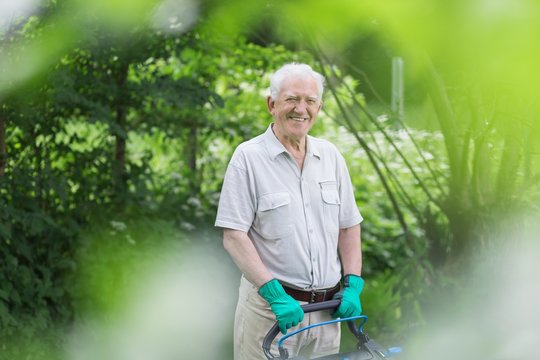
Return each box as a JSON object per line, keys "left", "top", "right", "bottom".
{"left": 264, "top": 123, "right": 321, "bottom": 160}
{"left": 307, "top": 135, "right": 321, "bottom": 159}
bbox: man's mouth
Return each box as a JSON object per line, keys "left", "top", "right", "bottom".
{"left": 288, "top": 116, "right": 309, "bottom": 122}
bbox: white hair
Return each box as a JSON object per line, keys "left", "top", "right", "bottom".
{"left": 269, "top": 63, "right": 325, "bottom": 100}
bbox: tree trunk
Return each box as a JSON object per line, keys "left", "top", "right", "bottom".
{"left": 0, "top": 112, "right": 6, "bottom": 177}
{"left": 113, "top": 110, "right": 127, "bottom": 194}
{"left": 112, "top": 61, "right": 129, "bottom": 198}
{"left": 30, "top": 126, "right": 44, "bottom": 208}
{"left": 185, "top": 124, "right": 200, "bottom": 194}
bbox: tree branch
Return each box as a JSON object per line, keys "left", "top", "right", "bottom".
{"left": 0, "top": 109, "right": 6, "bottom": 177}
{"left": 313, "top": 51, "right": 410, "bottom": 236}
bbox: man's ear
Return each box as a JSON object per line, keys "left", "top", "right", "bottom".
{"left": 266, "top": 96, "right": 275, "bottom": 114}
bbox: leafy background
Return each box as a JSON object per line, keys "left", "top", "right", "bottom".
{"left": 1, "top": 0, "right": 540, "bottom": 359}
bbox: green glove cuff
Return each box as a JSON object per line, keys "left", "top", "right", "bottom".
{"left": 258, "top": 279, "right": 286, "bottom": 303}
{"left": 344, "top": 274, "right": 365, "bottom": 293}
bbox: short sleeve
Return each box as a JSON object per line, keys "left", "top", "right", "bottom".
{"left": 215, "top": 158, "right": 255, "bottom": 232}
{"left": 336, "top": 152, "right": 363, "bottom": 229}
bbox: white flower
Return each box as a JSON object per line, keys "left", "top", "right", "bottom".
{"left": 110, "top": 221, "right": 127, "bottom": 232}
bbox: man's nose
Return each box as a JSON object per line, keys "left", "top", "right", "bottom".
{"left": 294, "top": 100, "right": 308, "bottom": 113}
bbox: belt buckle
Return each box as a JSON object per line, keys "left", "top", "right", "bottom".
{"left": 310, "top": 289, "right": 327, "bottom": 303}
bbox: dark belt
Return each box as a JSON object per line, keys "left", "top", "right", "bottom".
{"left": 281, "top": 282, "right": 341, "bottom": 303}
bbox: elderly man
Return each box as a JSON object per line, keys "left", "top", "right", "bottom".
{"left": 215, "top": 63, "right": 364, "bottom": 359}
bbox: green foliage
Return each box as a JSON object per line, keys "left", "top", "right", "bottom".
{"left": 1, "top": 14, "right": 319, "bottom": 354}
{"left": 340, "top": 264, "right": 435, "bottom": 351}
{"left": 317, "top": 112, "right": 439, "bottom": 274}
{"left": 0, "top": 75, "right": 81, "bottom": 345}
{"left": 2, "top": 0, "right": 540, "bottom": 357}
{"left": 70, "top": 217, "right": 187, "bottom": 318}
{"left": 363, "top": 271, "right": 404, "bottom": 337}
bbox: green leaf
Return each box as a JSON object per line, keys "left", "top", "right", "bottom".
{"left": 0, "top": 289, "right": 9, "bottom": 301}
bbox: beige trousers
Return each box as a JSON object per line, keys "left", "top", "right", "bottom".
{"left": 234, "top": 276, "right": 340, "bottom": 360}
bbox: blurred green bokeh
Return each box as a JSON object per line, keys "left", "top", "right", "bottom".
{"left": 2, "top": 0, "right": 540, "bottom": 359}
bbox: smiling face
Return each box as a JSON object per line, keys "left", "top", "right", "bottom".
{"left": 267, "top": 75, "right": 322, "bottom": 142}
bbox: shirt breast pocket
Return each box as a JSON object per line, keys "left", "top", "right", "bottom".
{"left": 320, "top": 181, "right": 341, "bottom": 235}
{"left": 256, "top": 192, "right": 293, "bottom": 239}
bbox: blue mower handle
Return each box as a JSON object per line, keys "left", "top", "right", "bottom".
{"left": 262, "top": 299, "right": 365, "bottom": 359}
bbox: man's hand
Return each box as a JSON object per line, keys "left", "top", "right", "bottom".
{"left": 259, "top": 279, "right": 304, "bottom": 334}
{"left": 332, "top": 274, "right": 364, "bottom": 318}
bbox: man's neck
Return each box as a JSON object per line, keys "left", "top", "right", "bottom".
{"left": 271, "top": 123, "right": 306, "bottom": 154}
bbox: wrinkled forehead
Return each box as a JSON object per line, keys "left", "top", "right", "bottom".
{"left": 279, "top": 75, "right": 320, "bottom": 99}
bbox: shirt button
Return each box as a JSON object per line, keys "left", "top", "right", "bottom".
{"left": 305, "top": 202, "right": 309, "bottom": 207}
{"left": 309, "top": 229, "right": 313, "bottom": 234}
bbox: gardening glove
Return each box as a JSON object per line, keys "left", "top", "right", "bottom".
{"left": 259, "top": 279, "right": 304, "bottom": 334}
{"left": 332, "top": 274, "right": 364, "bottom": 319}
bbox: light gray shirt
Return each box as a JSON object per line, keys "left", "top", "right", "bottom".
{"left": 215, "top": 124, "right": 362, "bottom": 289}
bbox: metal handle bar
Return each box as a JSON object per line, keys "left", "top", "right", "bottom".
{"left": 263, "top": 299, "right": 368, "bottom": 359}
{"left": 262, "top": 299, "right": 340, "bottom": 357}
